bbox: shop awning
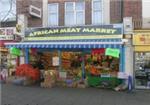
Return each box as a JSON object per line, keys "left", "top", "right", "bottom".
{"left": 5, "top": 39, "right": 124, "bottom": 49}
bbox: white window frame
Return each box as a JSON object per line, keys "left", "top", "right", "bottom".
{"left": 48, "top": 3, "right": 59, "bottom": 26}
{"left": 92, "top": 0, "right": 103, "bottom": 25}
{"left": 65, "top": 2, "right": 85, "bottom": 26}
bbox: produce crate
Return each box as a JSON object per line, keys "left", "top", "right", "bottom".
{"left": 87, "top": 74, "right": 122, "bottom": 88}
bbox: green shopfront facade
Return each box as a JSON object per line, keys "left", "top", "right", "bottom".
{"left": 5, "top": 24, "right": 126, "bottom": 88}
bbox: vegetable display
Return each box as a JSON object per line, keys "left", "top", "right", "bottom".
{"left": 16, "top": 64, "right": 40, "bottom": 81}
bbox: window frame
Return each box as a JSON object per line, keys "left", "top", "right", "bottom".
{"left": 92, "top": 0, "right": 103, "bottom": 25}
{"left": 48, "top": 3, "right": 59, "bottom": 26}
{"left": 65, "top": 2, "right": 85, "bottom": 26}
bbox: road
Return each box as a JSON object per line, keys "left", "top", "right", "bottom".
{"left": 1, "top": 84, "right": 150, "bottom": 105}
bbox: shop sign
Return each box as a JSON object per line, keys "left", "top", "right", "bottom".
{"left": 133, "top": 33, "right": 150, "bottom": 45}
{"left": 52, "top": 57, "right": 59, "bottom": 66}
{"left": 118, "top": 72, "right": 128, "bottom": 79}
{"left": 123, "top": 17, "right": 133, "bottom": 34}
{"left": 0, "top": 27, "right": 15, "bottom": 41}
{"left": 92, "top": 48, "right": 105, "bottom": 54}
{"left": 25, "top": 25, "right": 123, "bottom": 41}
{"left": 0, "top": 27, "right": 15, "bottom": 35}
{"left": 105, "top": 48, "right": 120, "bottom": 58}
{"left": 10, "top": 47, "right": 21, "bottom": 56}
{"left": 59, "top": 71, "right": 67, "bottom": 79}
{"left": 0, "top": 35, "right": 14, "bottom": 40}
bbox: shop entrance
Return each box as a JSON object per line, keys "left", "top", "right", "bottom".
{"left": 134, "top": 52, "right": 150, "bottom": 89}
{"left": 61, "top": 51, "right": 82, "bottom": 80}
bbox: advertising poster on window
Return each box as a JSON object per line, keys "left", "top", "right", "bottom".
{"left": 52, "top": 57, "right": 59, "bottom": 66}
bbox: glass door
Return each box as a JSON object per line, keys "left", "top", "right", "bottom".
{"left": 134, "top": 52, "right": 150, "bottom": 89}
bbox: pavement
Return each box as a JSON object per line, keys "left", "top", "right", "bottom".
{"left": 1, "top": 84, "right": 150, "bottom": 105}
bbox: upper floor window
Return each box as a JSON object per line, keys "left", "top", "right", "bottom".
{"left": 48, "top": 3, "right": 59, "bottom": 26}
{"left": 65, "top": 2, "right": 85, "bottom": 26}
{"left": 92, "top": 0, "right": 103, "bottom": 24}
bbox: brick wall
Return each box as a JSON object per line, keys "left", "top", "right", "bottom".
{"left": 123, "top": 0, "right": 142, "bottom": 19}
{"left": 85, "top": 0, "right": 92, "bottom": 25}
{"left": 110, "top": 0, "right": 142, "bottom": 26}
{"left": 110, "top": 0, "right": 122, "bottom": 23}
{"left": 42, "top": 0, "right": 123, "bottom": 26}
{"left": 123, "top": 0, "right": 142, "bottom": 29}
{"left": 16, "top": 0, "right": 142, "bottom": 28}
{"left": 16, "top": 0, "right": 43, "bottom": 27}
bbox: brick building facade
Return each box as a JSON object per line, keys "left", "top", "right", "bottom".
{"left": 123, "top": 0, "right": 142, "bottom": 29}
{"left": 16, "top": 0, "right": 142, "bottom": 28}
{"left": 47, "top": 0, "right": 92, "bottom": 26}
{"left": 123, "top": 0, "right": 142, "bottom": 20}
{"left": 16, "top": 0, "right": 43, "bottom": 27}
{"left": 110, "top": 0, "right": 123, "bottom": 23}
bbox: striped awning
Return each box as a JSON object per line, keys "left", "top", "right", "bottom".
{"left": 5, "top": 39, "right": 124, "bottom": 49}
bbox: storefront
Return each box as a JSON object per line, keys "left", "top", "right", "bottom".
{"left": 5, "top": 25, "right": 126, "bottom": 88}
{"left": 133, "top": 30, "right": 150, "bottom": 89}
{"left": 0, "top": 45, "right": 8, "bottom": 71}
{"left": 0, "top": 27, "right": 19, "bottom": 82}
{"left": 0, "top": 27, "right": 16, "bottom": 71}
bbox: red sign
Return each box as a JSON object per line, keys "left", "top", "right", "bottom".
{"left": 92, "top": 48, "right": 105, "bottom": 54}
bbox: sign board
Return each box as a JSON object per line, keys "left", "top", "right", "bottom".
{"left": 59, "top": 71, "right": 67, "bottom": 79}
{"left": 29, "top": 5, "right": 41, "bottom": 18}
{"left": 20, "top": 57, "right": 25, "bottom": 65}
{"left": 123, "top": 17, "right": 133, "bottom": 34}
{"left": 118, "top": 72, "right": 128, "bottom": 79}
{"left": 10, "top": 47, "right": 21, "bottom": 56}
{"left": 142, "top": 18, "right": 150, "bottom": 28}
{"left": 0, "top": 27, "right": 15, "bottom": 35}
{"left": 52, "top": 57, "right": 59, "bottom": 66}
{"left": 133, "top": 33, "right": 150, "bottom": 45}
{"left": 0, "top": 35, "right": 14, "bottom": 40}
{"left": 0, "top": 27, "right": 15, "bottom": 40}
{"left": 105, "top": 48, "right": 120, "bottom": 58}
{"left": 25, "top": 25, "right": 123, "bottom": 41}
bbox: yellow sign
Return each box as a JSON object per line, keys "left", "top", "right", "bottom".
{"left": 134, "top": 46, "right": 150, "bottom": 52}
{"left": 133, "top": 33, "right": 150, "bottom": 45}
{"left": 25, "top": 35, "right": 122, "bottom": 41}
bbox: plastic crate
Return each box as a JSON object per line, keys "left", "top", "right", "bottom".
{"left": 87, "top": 75, "right": 122, "bottom": 88}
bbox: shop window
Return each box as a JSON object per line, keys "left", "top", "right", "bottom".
{"left": 65, "top": 2, "right": 85, "bottom": 26}
{"left": 48, "top": 3, "right": 59, "bottom": 26}
{"left": 27, "top": 48, "right": 121, "bottom": 88}
{"left": 135, "top": 52, "right": 150, "bottom": 89}
{"left": 92, "top": 0, "right": 103, "bottom": 25}
{"left": 0, "top": 52, "right": 8, "bottom": 71}
{"left": 29, "top": 50, "right": 59, "bottom": 70}
{"left": 61, "top": 51, "right": 82, "bottom": 80}
{"left": 85, "top": 49, "right": 119, "bottom": 77}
